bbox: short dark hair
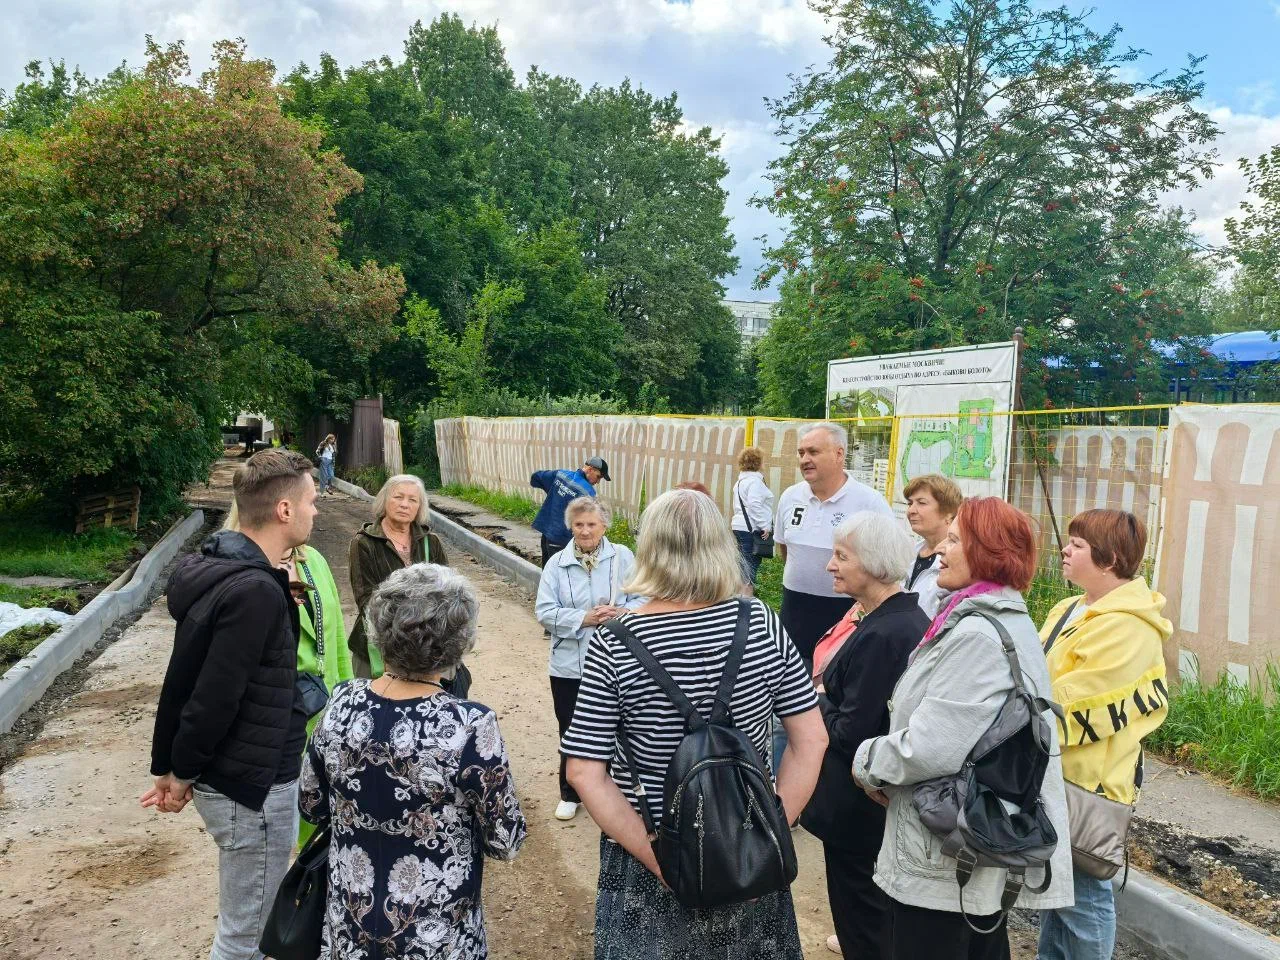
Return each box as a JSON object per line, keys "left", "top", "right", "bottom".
{"left": 1068, "top": 510, "right": 1147, "bottom": 579}
{"left": 233, "top": 449, "right": 313, "bottom": 527}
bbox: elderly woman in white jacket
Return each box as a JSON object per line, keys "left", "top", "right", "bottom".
{"left": 536, "top": 496, "right": 642, "bottom": 821}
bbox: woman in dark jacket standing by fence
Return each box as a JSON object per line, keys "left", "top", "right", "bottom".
{"left": 802, "top": 511, "right": 929, "bottom": 957}
{"left": 348, "top": 474, "right": 448, "bottom": 678}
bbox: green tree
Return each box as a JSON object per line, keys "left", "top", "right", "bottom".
{"left": 0, "top": 39, "right": 403, "bottom": 510}
{"left": 755, "top": 0, "right": 1218, "bottom": 414}
{"left": 1225, "top": 145, "right": 1280, "bottom": 333}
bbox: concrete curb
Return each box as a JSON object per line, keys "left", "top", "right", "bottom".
{"left": 428, "top": 509, "right": 542, "bottom": 593}
{"left": 330, "top": 476, "right": 373, "bottom": 502}
{"left": 1115, "top": 866, "right": 1280, "bottom": 959}
{"left": 0, "top": 509, "right": 206, "bottom": 734}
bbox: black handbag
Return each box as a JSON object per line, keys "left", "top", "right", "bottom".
{"left": 259, "top": 821, "right": 330, "bottom": 960}
{"left": 295, "top": 556, "right": 331, "bottom": 719}
{"left": 736, "top": 481, "right": 775, "bottom": 558}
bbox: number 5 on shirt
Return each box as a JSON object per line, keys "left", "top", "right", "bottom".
{"left": 789, "top": 506, "right": 806, "bottom": 527}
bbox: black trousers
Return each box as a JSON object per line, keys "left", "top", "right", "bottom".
{"left": 824, "top": 844, "right": 887, "bottom": 957}
{"left": 550, "top": 675, "right": 581, "bottom": 802}
{"left": 889, "top": 898, "right": 1010, "bottom": 960}
{"left": 541, "top": 535, "right": 568, "bottom": 568}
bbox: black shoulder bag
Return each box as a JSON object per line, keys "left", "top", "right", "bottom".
{"left": 260, "top": 820, "right": 330, "bottom": 960}
{"left": 607, "top": 598, "right": 797, "bottom": 909}
{"left": 736, "top": 480, "right": 775, "bottom": 558}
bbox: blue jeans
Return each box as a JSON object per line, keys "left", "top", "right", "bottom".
{"left": 1038, "top": 871, "right": 1116, "bottom": 960}
{"left": 194, "top": 779, "right": 300, "bottom": 960}
{"left": 734, "top": 530, "right": 763, "bottom": 585}
{"left": 318, "top": 458, "right": 335, "bottom": 493}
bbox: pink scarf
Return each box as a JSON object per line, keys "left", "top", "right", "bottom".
{"left": 918, "top": 580, "right": 1003, "bottom": 648}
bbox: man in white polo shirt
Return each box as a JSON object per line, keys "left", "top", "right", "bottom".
{"left": 775, "top": 422, "right": 894, "bottom": 665}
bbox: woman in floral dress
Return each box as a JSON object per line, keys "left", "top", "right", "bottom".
{"left": 301, "top": 563, "right": 527, "bottom": 959}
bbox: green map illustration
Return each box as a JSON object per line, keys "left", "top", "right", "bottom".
{"left": 899, "top": 398, "right": 998, "bottom": 480}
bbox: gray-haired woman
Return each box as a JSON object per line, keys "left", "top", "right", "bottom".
{"left": 348, "top": 474, "right": 448, "bottom": 678}
{"left": 301, "top": 563, "right": 527, "bottom": 960}
{"left": 535, "top": 497, "right": 642, "bottom": 821}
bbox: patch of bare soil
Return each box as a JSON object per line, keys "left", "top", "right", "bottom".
{"left": 1130, "top": 817, "right": 1280, "bottom": 934}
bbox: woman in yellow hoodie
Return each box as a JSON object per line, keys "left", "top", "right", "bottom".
{"left": 1038, "top": 509, "right": 1172, "bottom": 960}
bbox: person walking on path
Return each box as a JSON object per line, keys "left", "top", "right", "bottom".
{"left": 143, "top": 449, "right": 319, "bottom": 960}
{"left": 563, "top": 488, "right": 828, "bottom": 960}
{"left": 530, "top": 456, "right": 610, "bottom": 565}
{"left": 902, "top": 473, "right": 963, "bottom": 618}
{"left": 300, "top": 563, "right": 527, "bottom": 960}
{"left": 535, "top": 497, "right": 643, "bottom": 822}
{"left": 802, "top": 512, "right": 930, "bottom": 957}
{"left": 852, "top": 497, "right": 1072, "bottom": 960}
{"left": 347, "top": 474, "right": 449, "bottom": 679}
{"left": 315, "top": 433, "right": 337, "bottom": 496}
{"left": 731, "top": 446, "right": 775, "bottom": 593}
{"left": 1038, "top": 509, "right": 1172, "bottom": 960}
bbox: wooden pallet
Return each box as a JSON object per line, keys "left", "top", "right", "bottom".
{"left": 75, "top": 487, "right": 141, "bottom": 534}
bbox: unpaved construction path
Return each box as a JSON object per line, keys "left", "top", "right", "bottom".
{"left": 0, "top": 470, "right": 1081, "bottom": 959}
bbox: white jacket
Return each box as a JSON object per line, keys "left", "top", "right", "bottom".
{"left": 731, "top": 471, "right": 774, "bottom": 534}
{"left": 853, "top": 588, "right": 1073, "bottom": 915}
{"left": 536, "top": 538, "right": 643, "bottom": 679}
{"left": 904, "top": 552, "right": 949, "bottom": 620}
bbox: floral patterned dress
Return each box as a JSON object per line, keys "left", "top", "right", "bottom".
{"left": 300, "top": 680, "right": 527, "bottom": 960}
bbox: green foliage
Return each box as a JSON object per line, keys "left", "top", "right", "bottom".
{"left": 0, "top": 622, "right": 60, "bottom": 669}
{"left": 0, "top": 39, "right": 403, "bottom": 508}
{"left": 1225, "top": 145, "right": 1280, "bottom": 334}
{"left": 341, "top": 464, "right": 391, "bottom": 497}
{"left": 755, "top": 0, "right": 1219, "bottom": 415}
{"left": 0, "top": 584, "right": 81, "bottom": 612}
{"left": 1147, "top": 664, "right": 1280, "bottom": 800}
{"left": 0, "top": 501, "right": 137, "bottom": 581}
{"left": 438, "top": 484, "right": 539, "bottom": 525}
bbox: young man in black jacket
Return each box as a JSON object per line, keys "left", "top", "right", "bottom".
{"left": 143, "top": 449, "right": 317, "bottom": 960}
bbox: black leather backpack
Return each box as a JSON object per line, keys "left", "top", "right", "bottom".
{"left": 606, "top": 599, "right": 798, "bottom": 909}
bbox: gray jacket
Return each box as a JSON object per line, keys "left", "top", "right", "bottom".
{"left": 853, "top": 587, "right": 1074, "bottom": 914}
{"left": 535, "top": 538, "right": 642, "bottom": 679}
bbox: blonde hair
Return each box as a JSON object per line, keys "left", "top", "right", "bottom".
{"left": 737, "top": 446, "right": 763, "bottom": 472}
{"left": 624, "top": 488, "right": 743, "bottom": 603}
{"left": 372, "top": 474, "right": 429, "bottom": 525}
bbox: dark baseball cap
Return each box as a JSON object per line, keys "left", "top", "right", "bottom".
{"left": 584, "top": 456, "right": 611, "bottom": 481}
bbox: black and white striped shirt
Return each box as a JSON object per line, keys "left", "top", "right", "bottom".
{"left": 559, "top": 597, "right": 818, "bottom": 826}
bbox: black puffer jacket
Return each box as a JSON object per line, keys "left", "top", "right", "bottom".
{"left": 150, "top": 531, "right": 300, "bottom": 811}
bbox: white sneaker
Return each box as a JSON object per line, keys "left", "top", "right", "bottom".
{"left": 554, "top": 800, "right": 579, "bottom": 821}
{"left": 826, "top": 934, "right": 842, "bottom": 954}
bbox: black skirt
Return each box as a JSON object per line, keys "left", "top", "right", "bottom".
{"left": 594, "top": 836, "right": 804, "bottom": 960}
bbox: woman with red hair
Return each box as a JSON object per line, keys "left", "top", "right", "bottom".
{"left": 851, "top": 498, "right": 1072, "bottom": 959}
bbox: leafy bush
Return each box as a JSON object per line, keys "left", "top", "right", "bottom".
{"left": 342, "top": 464, "right": 390, "bottom": 496}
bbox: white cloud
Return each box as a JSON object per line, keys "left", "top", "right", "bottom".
{"left": 1165, "top": 105, "right": 1280, "bottom": 253}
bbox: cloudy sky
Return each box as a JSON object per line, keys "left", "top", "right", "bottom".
{"left": 4, "top": 0, "right": 1278, "bottom": 299}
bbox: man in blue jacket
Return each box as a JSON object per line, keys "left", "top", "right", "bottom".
{"left": 530, "top": 456, "right": 610, "bottom": 565}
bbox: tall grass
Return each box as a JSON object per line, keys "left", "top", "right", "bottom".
{"left": 438, "top": 484, "right": 538, "bottom": 525}
{"left": 1146, "top": 664, "right": 1280, "bottom": 801}
{"left": 0, "top": 502, "right": 137, "bottom": 581}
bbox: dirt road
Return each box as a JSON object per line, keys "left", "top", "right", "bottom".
{"left": 0, "top": 476, "right": 1056, "bottom": 959}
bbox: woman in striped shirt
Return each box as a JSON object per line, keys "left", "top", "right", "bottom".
{"left": 563, "top": 488, "right": 828, "bottom": 960}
